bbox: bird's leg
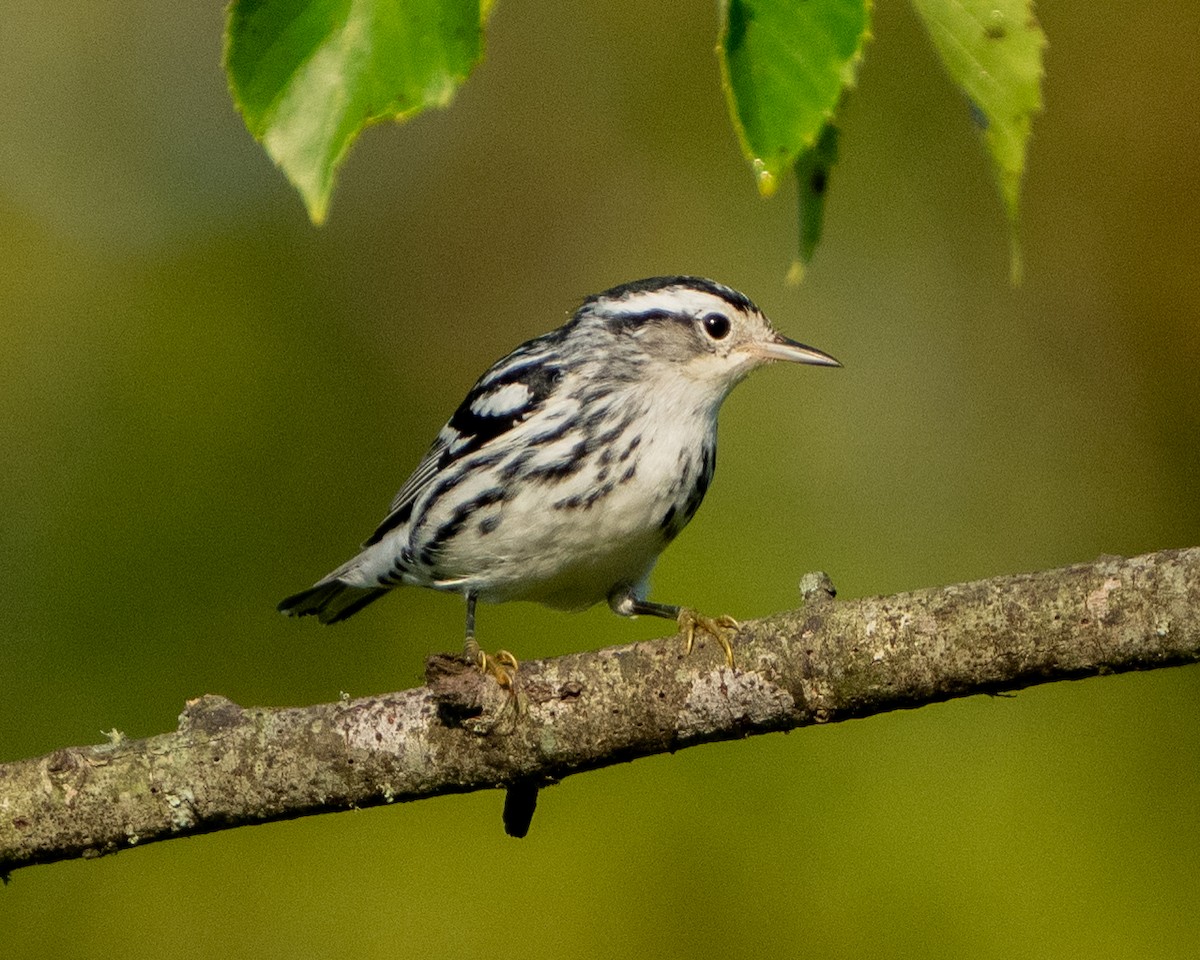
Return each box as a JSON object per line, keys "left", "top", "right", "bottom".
{"left": 609, "top": 591, "right": 739, "bottom": 667}
{"left": 462, "top": 592, "right": 519, "bottom": 688}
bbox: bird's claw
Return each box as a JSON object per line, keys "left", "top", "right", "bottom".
{"left": 677, "top": 609, "right": 739, "bottom": 667}
{"left": 464, "top": 640, "right": 519, "bottom": 689}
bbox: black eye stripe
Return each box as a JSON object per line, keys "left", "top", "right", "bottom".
{"left": 702, "top": 313, "right": 731, "bottom": 340}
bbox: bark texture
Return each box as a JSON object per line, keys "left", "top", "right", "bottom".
{"left": 3, "top": 547, "right": 1198, "bottom": 875}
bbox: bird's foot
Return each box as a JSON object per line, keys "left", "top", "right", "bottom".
{"left": 463, "top": 638, "right": 519, "bottom": 689}
{"left": 677, "top": 609, "right": 739, "bottom": 667}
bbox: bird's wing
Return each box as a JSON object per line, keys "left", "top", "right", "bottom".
{"left": 361, "top": 434, "right": 450, "bottom": 547}
{"left": 386, "top": 437, "right": 448, "bottom": 515}
{"left": 363, "top": 337, "right": 567, "bottom": 547}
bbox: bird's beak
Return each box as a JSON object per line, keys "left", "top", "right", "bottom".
{"left": 753, "top": 332, "right": 842, "bottom": 367}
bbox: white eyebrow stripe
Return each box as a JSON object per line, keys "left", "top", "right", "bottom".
{"left": 606, "top": 289, "right": 743, "bottom": 318}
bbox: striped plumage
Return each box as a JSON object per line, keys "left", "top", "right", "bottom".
{"left": 279, "top": 276, "right": 839, "bottom": 670}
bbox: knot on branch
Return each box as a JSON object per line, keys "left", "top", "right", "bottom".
{"left": 798, "top": 571, "right": 837, "bottom": 602}
{"left": 178, "top": 695, "right": 244, "bottom": 735}
{"left": 424, "top": 654, "right": 521, "bottom": 734}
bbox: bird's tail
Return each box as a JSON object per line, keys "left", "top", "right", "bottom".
{"left": 277, "top": 579, "right": 390, "bottom": 624}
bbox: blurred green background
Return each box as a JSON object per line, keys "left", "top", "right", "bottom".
{"left": 3, "top": 2, "right": 1199, "bottom": 957}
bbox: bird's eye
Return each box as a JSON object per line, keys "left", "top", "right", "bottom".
{"left": 702, "top": 313, "right": 731, "bottom": 340}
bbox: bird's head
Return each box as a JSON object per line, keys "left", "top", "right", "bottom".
{"left": 576, "top": 276, "right": 840, "bottom": 397}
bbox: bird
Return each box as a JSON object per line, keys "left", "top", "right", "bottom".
{"left": 278, "top": 276, "right": 840, "bottom": 683}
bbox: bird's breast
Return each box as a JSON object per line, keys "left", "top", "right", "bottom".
{"left": 412, "top": 396, "right": 719, "bottom": 608}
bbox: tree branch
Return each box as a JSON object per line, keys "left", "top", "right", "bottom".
{"left": 3, "top": 547, "right": 1198, "bottom": 875}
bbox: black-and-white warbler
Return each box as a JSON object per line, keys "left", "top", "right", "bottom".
{"left": 279, "top": 276, "right": 839, "bottom": 681}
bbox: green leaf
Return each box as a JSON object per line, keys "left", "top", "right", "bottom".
{"left": 790, "top": 120, "right": 840, "bottom": 281}
{"left": 719, "top": 0, "right": 870, "bottom": 197}
{"left": 225, "top": 0, "right": 487, "bottom": 224}
{"left": 909, "top": 0, "right": 1046, "bottom": 275}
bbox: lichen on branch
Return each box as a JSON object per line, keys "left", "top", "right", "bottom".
{"left": 3, "top": 548, "right": 1198, "bottom": 876}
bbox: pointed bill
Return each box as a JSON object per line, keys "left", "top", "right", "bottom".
{"left": 754, "top": 333, "right": 842, "bottom": 367}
